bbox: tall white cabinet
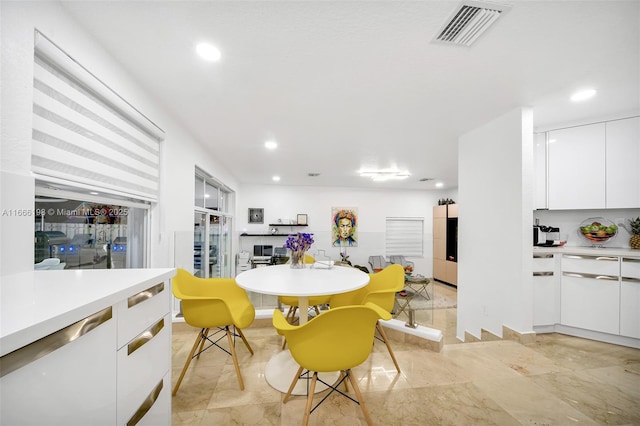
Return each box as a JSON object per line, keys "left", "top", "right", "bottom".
{"left": 548, "top": 123, "right": 606, "bottom": 210}
{"left": 605, "top": 117, "right": 640, "bottom": 208}
{"left": 541, "top": 116, "right": 639, "bottom": 210}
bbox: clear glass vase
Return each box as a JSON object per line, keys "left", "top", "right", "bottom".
{"left": 290, "top": 250, "right": 306, "bottom": 269}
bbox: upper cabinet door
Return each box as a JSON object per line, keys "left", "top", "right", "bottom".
{"left": 606, "top": 117, "right": 640, "bottom": 209}
{"left": 548, "top": 123, "right": 606, "bottom": 210}
{"left": 533, "top": 132, "right": 547, "bottom": 209}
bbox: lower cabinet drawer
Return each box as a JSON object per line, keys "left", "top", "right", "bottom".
{"left": 118, "top": 281, "right": 171, "bottom": 349}
{"left": 622, "top": 257, "right": 640, "bottom": 279}
{"left": 560, "top": 274, "right": 620, "bottom": 335}
{"left": 561, "top": 255, "right": 619, "bottom": 276}
{"left": 117, "top": 314, "right": 171, "bottom": 426}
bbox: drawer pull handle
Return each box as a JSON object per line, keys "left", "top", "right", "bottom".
{"left": 127, "top": 378, "right": 164, "bottom": 426}
{"left": 128, "top": 318, "right": 165, "bottom": 355}
{"left": 533, "top": 271, "right": 554, "bottom": 276}
{"left": 563, "top": 272, "right": 618, "bottom": 281}
{"left": 622, "top": 257, "right": 640, "bottom": 263}
{"left": 563, "top": 255, "right": 618, "bottom": 261}
{"left": 622, "top": 277, "right": 640, "bottom": 284}
{"left": 533, "top": 254, "right": 554, "bottom": 259}
{"left": 128, "top": 282, "right": 164, "bottom": 308}
{"left": 0, "top": 306, "right": 112, "bottom": 378}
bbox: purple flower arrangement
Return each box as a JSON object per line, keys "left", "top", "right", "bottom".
{"left": 285, "top": 232, "right": 314, "bottom": 268}
{"left": 285, "top": 232, "right": 314, "bottom": 252}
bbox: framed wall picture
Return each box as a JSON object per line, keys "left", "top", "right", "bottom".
{"left": 248, "top": 208, "right": 264, "bottom": 224}
{"left": 332, "top": 207, "right": 358, "bottom": 247}
{"left": 297, "top": 214, "right": 308, "bottom": 225}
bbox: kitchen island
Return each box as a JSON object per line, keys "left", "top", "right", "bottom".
{"left": 532, "top": 246, "right": 639, "bottom": 349}
{"left": 1, "top": 268, "right": 175, "bottom": 425}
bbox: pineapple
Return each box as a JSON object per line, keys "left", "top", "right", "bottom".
{"left": 630, "top": 217, "right": 640, "bottom": 249}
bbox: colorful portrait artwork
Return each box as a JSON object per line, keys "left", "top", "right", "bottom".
{"left": 332, "top": 207, "right": 358, "bottom": 247}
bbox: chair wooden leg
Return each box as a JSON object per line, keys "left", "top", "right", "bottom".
{"left": 225, "top": 326, "right": 245, "bottom": 390}
{"left": 281, "top": 337, "right": 287, "bottom": 350}
{"left": 283, "top": 366, "right": 304, "bottom": 404}
{"left": 196, "top": 328, "right": 209, "bottom": 359}
{"left": 313, "top": 305, "right": 321, "bottom": 316}
{"left": 302, "top": 372, "right": 318, "bottom": 426}
{"left": 236, "top": 327, "right": 254, "bottom": 355}
{"left": 172, "top": 329, "right": 205, "bottom": 395}
{"left": 346, "top": 369, "right": 373, "bottom": 426}
{"left": 377, "top": 321, "right": 401, "bottom": 373}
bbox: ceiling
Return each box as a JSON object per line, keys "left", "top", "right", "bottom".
{"left": 60, "top": 0, "right": 640, "bottom": 191}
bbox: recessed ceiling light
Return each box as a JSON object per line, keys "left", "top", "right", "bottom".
{"left": 265, "top": 140, "right": 278, "bottom": 150}
{"left": 570, "top": 89, "right": 596, "bottom": 102}
{"left": 196, "top": 43, "right": 221, "bottom": 62}
{"left": 272, "top": 176, "right": 281, "bottom": 182}
{"left": 435, "top": 182, "right": 444, "bottom": 188}
{"left": 89, "top": 191, "right": 99, "bottom": 195}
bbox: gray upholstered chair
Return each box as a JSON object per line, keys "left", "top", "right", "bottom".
{"left": 368, "top": 255, "right": 391, "bottom": 272}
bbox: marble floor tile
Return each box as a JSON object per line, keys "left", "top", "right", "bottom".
{"left": 171, "top": 284, "right": 640, "bottom": 425}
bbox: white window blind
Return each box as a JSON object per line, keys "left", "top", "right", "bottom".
{"left": 385, "top": 217, "right": 424, "bottom": 257}
{"left": 32, "top": 31, "right": 165, "bottom": 202}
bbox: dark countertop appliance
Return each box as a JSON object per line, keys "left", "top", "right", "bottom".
{"left": 533, "top": 225, "right": 561, "bottom": 247}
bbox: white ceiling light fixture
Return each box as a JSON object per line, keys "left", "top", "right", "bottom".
{"left": 264, "top": 140, "right": 278, "bottom": 150}
{"left": 359, "top": 168, "right": 411, "bottom": 182}
{"left": 570, "top": 89, "right": 597, "bottom": 102}
{"left": 434, "top": 1, "right": 511, "bottom": 47}
{"left": 272, "top": 176, "right": 281, "bottom": 182}
{"left": 435, "top": 182, "right": 444, "bottom": 188}
{"left": 196, "top": 42, "right": 221, "bottom": 62}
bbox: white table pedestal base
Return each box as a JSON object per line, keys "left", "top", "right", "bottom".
{"left": 264, "top": 350, "right": 339, "bottom": 395}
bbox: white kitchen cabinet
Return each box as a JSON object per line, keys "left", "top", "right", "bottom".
{"left": 533, "top": 132, "right": 547, "bottom": 209}
{"left": 548, "top": 123, "right": 606, "bottom": 210}
{"left": 532, "top": 254, "right": 559, "bottom": 326}
{"left": 560, "top": 255, "right": 620, "bottom": 335}
{"left": 620, "top": 257, "right": 640, "bottom": 339}
{"left": 0, "top": 307, "right": 117, "bottom": 425}
{"left": 0, "top": 269, "right": 174, "bottom": 426}
{"left": 605, "top": 117, "right": 640, "bottom": 208}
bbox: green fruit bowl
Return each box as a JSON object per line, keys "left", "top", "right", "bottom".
{"left": 578, "top": 217, "right": 617, "bottom": 245}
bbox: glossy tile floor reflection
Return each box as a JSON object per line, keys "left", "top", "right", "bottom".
{"left": 171, "top": 283, "right": 640, "bottom": 425}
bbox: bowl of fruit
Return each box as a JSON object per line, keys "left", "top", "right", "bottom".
{"left": 578, "top": 217, "right": 617, "bottom": 246}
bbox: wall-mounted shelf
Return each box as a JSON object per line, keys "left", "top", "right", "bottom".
{"left": 240, "top": 234, "right": 291, "bottom": 237}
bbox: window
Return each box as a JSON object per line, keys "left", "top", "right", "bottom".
{"left": 34, "top": 186, "right": 149, "bottom": 269}
{"left": 193, "top": 168, "right": 234, "bottom": 278}
{"left": 385, "top": 217, "right": 424, "bottom": 257}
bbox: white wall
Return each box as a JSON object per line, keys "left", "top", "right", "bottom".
{"left": 0, "top": 1, "right": 238, "bottom": 275}
{"left": 236, "top": 184, "right": 458, "bottom": 275}
{"left": 457, "top": 107, "right": 534, "bottom": 340}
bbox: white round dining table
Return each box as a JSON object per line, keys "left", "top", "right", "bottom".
{"left": 235, "top": 264, "right": 370, "bottom": 394}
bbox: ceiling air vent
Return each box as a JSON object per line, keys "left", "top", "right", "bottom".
{"left": 434, "top": 1, "right": 510, "bottom": 47}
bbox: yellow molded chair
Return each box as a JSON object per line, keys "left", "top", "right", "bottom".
{"left": 172, "top": 268, "right": 255, "bottom": 394}
{"left": 329, "top": 263, "right": 405, "bottom": 372}
{"left": 273, "top": 302, "right": 390, "bottom": 426}
{"left": 278, "top": 254, "right": 330, "bottom": 322}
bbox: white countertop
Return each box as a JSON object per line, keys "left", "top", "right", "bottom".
{"left": 0, "top": 268, "right": 175, "bottom": 356}
{"left": 533, "top": 246, "right": 640, "bottom": 257}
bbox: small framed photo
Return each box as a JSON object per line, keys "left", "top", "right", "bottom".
{"left": 297, "top": 214, "right": 308, "bottom": 225}
{"left": 248, "top": 208, "right": 264, "bottom": 224}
